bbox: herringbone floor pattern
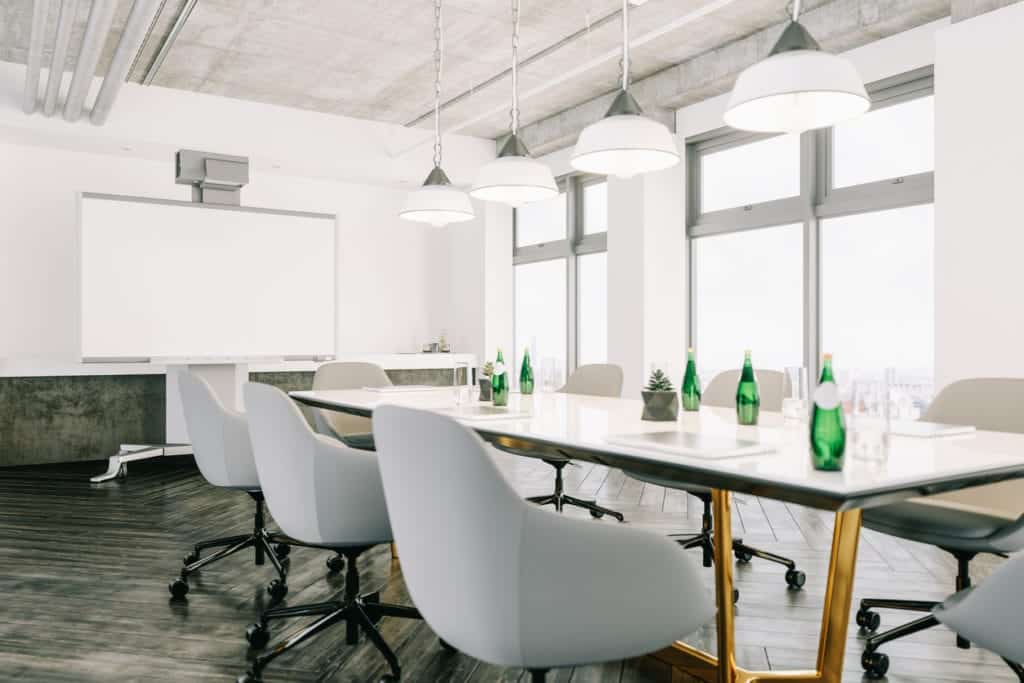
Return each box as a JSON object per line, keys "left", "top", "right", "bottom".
{"left": 0, "top": 454, "right": 1015, "bottom": 682}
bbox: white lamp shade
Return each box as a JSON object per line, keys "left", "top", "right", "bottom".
{"left": 724, "top": 49, "right": 869, "bottom": 133}
{"left": 400, "top": 184, "right": 475, "bottom": 227}
{"left": 470, "top": 155, "right": 558, "bottom": 206}
{"left": 571, "top": 114, "right": 680, "bottom": 179}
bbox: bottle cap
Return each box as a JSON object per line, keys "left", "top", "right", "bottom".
{"left": 744, "top": 349, "right": 751, "bottom": 356}
{"left": 823, "top": 352, "right": 833, "bottom": 361}
{"left": 687, "top": 346, "right": 694, "bottom": 353}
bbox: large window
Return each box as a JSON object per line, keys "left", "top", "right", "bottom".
{"left": 688, "top": 68, "right": 935, "bottom": 404}
{"left": 513, "top": 177, "right": 607, "bottom": 388}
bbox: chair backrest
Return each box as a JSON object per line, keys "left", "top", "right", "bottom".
{"left": 703, "top": 368, "right": 788, "bottom": 412}
{"left": 373, "top": 405, "right": 530, "bottom": 660}
{"left": 312, "top": 362, "right": 392, "bottom": 437}
{"left": 923, "top": 378, "right": 1024, "bottom": 518}
{"left": 178, "top": 371, "right": 258, "bottom": 488}
{"left": 935, "top": 551, "right": 1024, "bottom": 662}
{"left": 243, "top": 382, "right": 391, "bottom": 545}
{"left": 558, "top": 364, "right": 623, "bottom": 398}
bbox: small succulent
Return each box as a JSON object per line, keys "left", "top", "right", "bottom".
{"left": 646, "top": 369, "right": 675, "bottom": 392}
{"left": 482, "top": 361, "right": 494, "bottom": 377}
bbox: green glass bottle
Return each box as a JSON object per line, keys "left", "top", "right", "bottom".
{"left": 492, "top": 349, "right": 509, "bottom": 407}
{"left": 810, "top": 353, "right": 846, "bottom": 471}
{"left": 519, "top": 347, "right": 534, "bottom": 395}
{"left": 736, "top": 350, "right": 760, "bottom": 426}
{"left": 682, "top": 347, "right": 701, "bottom": 411}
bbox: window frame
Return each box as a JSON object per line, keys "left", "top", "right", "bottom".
{"left": 686, "top": 66, "right": 935, "bottom": 379}
{"left": 513, "top": 174, "right": 607, "bottom": 377}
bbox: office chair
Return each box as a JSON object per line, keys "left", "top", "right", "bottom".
{"left": 856, "top": 378, "right": 1024, "bottom": 678}
{"left": 168, "top": 372, "right": 292, "bottom": 601}
{"left": 372, "top": 405, "right": 715, "bottom": 682}
{"left": 626, "top": 369, "right": 806, "bottom": 601}
{"left": 239, "top": 383, "right": 421, "bottom": 683}
{"left": 504, "top": 363, "right": 626, "bottom": 521}
{"left": 311, "top": 361, "right": 391, "bottom": 444}
{"left": 935, "top": 552, "right": 1024, "bottom": 679}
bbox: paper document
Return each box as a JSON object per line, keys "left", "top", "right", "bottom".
{"left": 606, "top": 431, "right": 776, "bottom": 459}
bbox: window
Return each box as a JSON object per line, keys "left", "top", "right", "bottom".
{"left": 700, "top": 133, "right": 800, "bottom": 213}
{"left": 688, "top": 68, "right": 935, "bottom": 401}
{"left": 695, "top": 225, "right": 804, "bottom": 382}
{"left": 513, "top": 176, "right": 607, "bottom": 387}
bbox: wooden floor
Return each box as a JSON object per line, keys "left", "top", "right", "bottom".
{"left": 0, "top": 454, "right": 1016, "bottom": 683}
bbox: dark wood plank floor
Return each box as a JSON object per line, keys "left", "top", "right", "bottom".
{"left": 0, "top": 454, "right": 1015, "bottom": 682}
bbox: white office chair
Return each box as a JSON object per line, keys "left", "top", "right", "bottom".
{"left": 311, "top": 361, "right": 392, "bottom": 444}
{"left": 239, "top": 382, "right": 421, "bottom": 683}
{"left": 857, "top": 378, "right": 1024, "bottom": 677}
{"left": 519, "top": 364, "right": 626, "bottom": 521}
{"left": 168, "top": 372, "right": 292, "bottom": 601}
{"left": 935, "top": 552, "right": 1024, "bottom": 679}
{"left": 626, "top": 369, "right": 805, "bottom": 599}
{"left": 372, "top": 405, "right": 715, "bottom": 682}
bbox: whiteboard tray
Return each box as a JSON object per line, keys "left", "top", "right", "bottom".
{"left": 606, "top": 431, "right": 776, "bottom": 459}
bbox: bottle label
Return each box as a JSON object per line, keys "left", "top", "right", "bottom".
{"left": 814, "top": 381, "right": 840, "bottom": 410}
{"left": 494, "top": 362, "right": 505, "bottom": 376}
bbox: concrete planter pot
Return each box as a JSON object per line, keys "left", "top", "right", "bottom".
{"left": 641, "top": 390, "right": 679, "bottom": 421}
{"left": 479, "top": 378, "right": 493, "bottom": 401}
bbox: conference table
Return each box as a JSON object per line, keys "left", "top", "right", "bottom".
{"left": 290, "top": 388, "right": 1024, "bottom": 683}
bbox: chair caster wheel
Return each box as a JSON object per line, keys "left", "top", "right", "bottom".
{"left": 857, "top": 607, "right": 881, "bottom": 632}
{"left": 183, "top": 551, "right": 199, "bottom": 566}
{"left": 326, "top": 554, "right": 345, "bottom": 573}
{"left": 734, "top": 549, "right": 752, "bottom": 563}
{"left": 237, "top": 672, "right": 260, "bottom": 683}
{"left": 785, "top": 568, "right": 806, "bottom": 589}
{"left": 862, "top": 650, "right": 889, "bottom": 678}
{"left": 439, "top": 637, "right": 458, "bottom": 653}
{"left": 589, "top": 509, "right": 604, "bottom": 519}
{"left": 274, "top": 543, "right": 290, "bottom": 559}
{"left": 245, "top": 623, "right": 269, "bottom": 649}
{"left": 732, "top": 588, "right": 739, "bottom": 604}
{"left": 168, "top": 578, "right": 189, "bottom": 599}
{"left": 267, "top": 579, "right": 288, "bottom": 601}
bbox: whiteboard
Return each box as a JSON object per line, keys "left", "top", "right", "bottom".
{"left": 79, "top": 194, "right": 336, "bottom": 360}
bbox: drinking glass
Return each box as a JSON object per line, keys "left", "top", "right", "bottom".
{"left": 540, "top": 357, "right": 556, "bottom": 392}
{"left": 782, "top": 366, "right": 808, "bottom": 420}
{"left": 850, "top": 379, "right": 886, "bottom": 461}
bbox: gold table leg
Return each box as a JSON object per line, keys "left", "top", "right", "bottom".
{"left": 654, "top": 490, "right": 863, "bottom": 683}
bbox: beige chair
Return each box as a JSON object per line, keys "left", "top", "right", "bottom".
{"left": 857, "top": 378, "right": 1024, "bottom": 678}
{"left": 311, "top": 361, "right": 391, "bottom": 446}
{"left": 626, "top": 368, "right": 805, "bottom": 600}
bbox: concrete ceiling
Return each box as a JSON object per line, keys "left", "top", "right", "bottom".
{"left": 1, "top": 0, "right": 952, "bottom": 143}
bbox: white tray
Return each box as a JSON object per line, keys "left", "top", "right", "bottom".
{"left": 606, "top": 431, "right": 776, "bottom": 459}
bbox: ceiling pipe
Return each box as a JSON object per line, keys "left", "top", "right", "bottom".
{"left": 43, "top": 0, "right": 80, "bottom": 116}
{"left": 91, "top": 0, "right": 163, "bottom": 125}
{"left": 63, "top": 0, "right": 117, "bottom": 122}
{"left": 22, "top": 0, "right": 51, "bottom": 114}
{"left": 141, "top": 0, "right": 198, "bottom": 85}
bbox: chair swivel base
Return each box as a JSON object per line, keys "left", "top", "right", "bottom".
{"left": 240, "top": 546, "right": 422, "bottom": 682}
{"left": 528, "top": 459, "right": 625, "bottom": 522}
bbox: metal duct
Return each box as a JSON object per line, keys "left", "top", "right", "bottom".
{"left": 90, "top": 0, "right": 163, "bottom": 125}
{"left": 63, "top": 0, "right": 117, "bottom": 122}
{"left": 142, "top": 0, "right": 197, "bottom": 85}
{"left": 43, "top": 0, "right": 80, "bottom": 116}
{"left": 23, "top": 0, "right": 51, "bottom": 114}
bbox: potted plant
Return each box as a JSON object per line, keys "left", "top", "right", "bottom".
{"left": 642, "top": 369, "right": 679, "bottom": 421}
{"left": 479, "top": 362, "right": 494, "bottom": 401}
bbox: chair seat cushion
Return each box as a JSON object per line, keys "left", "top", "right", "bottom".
{"left": 863, "top": 500, "right": 1014, "bottom": 551}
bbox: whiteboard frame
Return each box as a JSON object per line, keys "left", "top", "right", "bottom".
{"left": 77, "top": 192, "right": 338, "bottom": 364}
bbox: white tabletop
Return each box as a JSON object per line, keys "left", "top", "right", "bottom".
{"left": 289, "top": 389, "right": 1024, "bottom": 511}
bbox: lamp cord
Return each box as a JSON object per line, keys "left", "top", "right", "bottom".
{"left": 509, "top": 0, "right": 520, "bottom": 135}
{"left": 433, "top": 0, "right": 443, "bottom": 169}
{"left": 621, "top": 0, "right": 630, "bottom": 90}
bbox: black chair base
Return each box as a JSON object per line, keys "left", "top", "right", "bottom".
{"left": 527, "top": 459, "right": 624, "bottom": 522}
{"left": 858, "top": 551, "right": 981, "bottom": 678}
{"left": 168, "top": 491, "right": 344, "bottom": 601}
{"left": 240, "top": 546, "right": 422, "bottom": 682}
{"left": 669, "top": 493, "right": 805, "bottom": 597}
{"left": 529, "top": 669, "right": 550, "bottom": 682}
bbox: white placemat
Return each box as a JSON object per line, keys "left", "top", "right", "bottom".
{"left": 606, "top": 431, "right": 776, "bottom": 459}
{"left": 887, "top": 421, "right": 976, "bottom": 438}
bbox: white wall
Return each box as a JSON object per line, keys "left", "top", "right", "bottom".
{"left": 0, "top": 61, "right": 496, "bottom": 364}
{"left": 934, "top": 2, "right": 1024, "bottom": 386}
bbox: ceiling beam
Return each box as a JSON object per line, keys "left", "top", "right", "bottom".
{"left": 951, "top": 0, "right": 1020, "bottom": 20}
{"left": 516, "top": 0, "right": 950, "bottom": 156}
{"left": 23, "top": 0, "right": 51, "bottom": 114}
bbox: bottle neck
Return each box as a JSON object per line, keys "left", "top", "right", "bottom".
{"left": 820, "top": 359, "right": 834, "bottom": 383}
